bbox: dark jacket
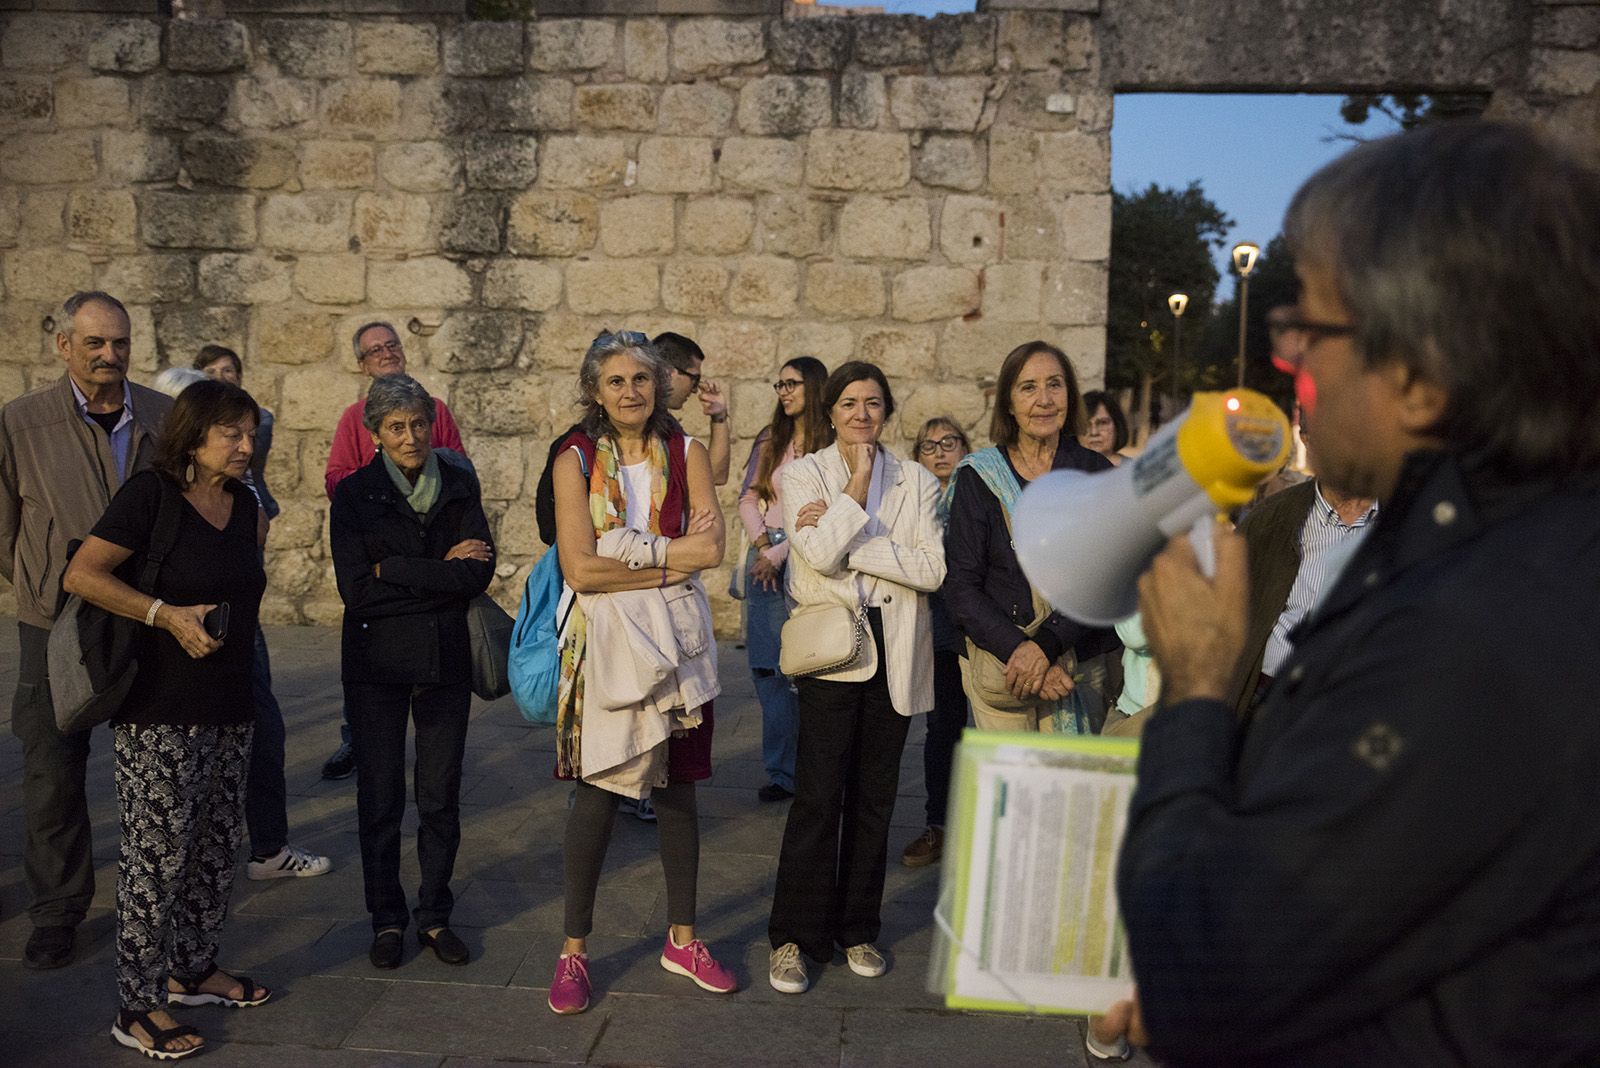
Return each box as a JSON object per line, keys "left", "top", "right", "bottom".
{"left": 1226, "top": 479, "right": 1317, "bottom": 716}
{"left": 1118, "top": 450, "right": 1600, "bottom": 1067}
{"left": 331, "top": 452, "right": 493, "bottom": 686}
{"left": 942, "top": 439, "right": 1119, "bottom": 664}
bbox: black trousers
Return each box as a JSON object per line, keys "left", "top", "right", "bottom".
{"left": 922, "top": 649, "right": 970, "bottom": 827}
{"left": 12, "top": 622, "right": 95, "bottom": 928}
{"left": 769, "top": 611, "right": 911, "bottom": 962}
{"left": 345, "top": 679, "right": 471, "bottom": 933}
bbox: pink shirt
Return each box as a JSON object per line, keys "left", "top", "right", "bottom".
{"left": 324, "top": 396, "right": 467, "bottom": 499}
{"left": 737, "top": 434, "right": 798, "bottom": 566}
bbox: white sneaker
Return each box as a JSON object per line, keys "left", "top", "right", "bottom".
{"left": 843, "top": 942, "right": 887, "bottom": 978}
{"left": 768, "top": 942, "right": 809, "bottom": 994}
{"left": 247, "top": 844, "right": 331, "bottom": 881}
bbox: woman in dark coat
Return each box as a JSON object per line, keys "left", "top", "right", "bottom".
{"left": 330, "top": 373, "right": 493, "bottom": 971}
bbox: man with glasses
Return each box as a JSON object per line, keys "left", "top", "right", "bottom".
{"left": 1105, "top": 122, "right": 1600, "bottom": 1063}
{"left": 653, "top": 332, "right": 730, "bottom": 487}
{"left": 320, "top": 321, "right": 469, "bottom": 781}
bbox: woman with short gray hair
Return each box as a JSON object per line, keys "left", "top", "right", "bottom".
{"left": 329, "top": 373, "right": 494, "bottom": 971}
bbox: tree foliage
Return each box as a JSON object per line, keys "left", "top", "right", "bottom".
{"left": 1106, "top": 183, "right": 1233, "bottom": 395}
{"left": 1335, "top": 93, "right": 1487, "bottom": 138}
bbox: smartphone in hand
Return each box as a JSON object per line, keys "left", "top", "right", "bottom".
{"left": 203, "top": 603, "right": 231, "bottom": 641}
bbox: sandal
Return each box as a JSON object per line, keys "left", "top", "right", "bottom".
{"left": 167, "top": 961, "right": 271, "bottom": 1008}
{"left": 111, "top": 1008, "right": 204, "bottom": 1061}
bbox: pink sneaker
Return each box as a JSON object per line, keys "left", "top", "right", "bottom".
{"left": 659, "top": 935, "right": 738, "bottom": 994}
{"left": 547, "top": 952, "right": 591, "bottom": 1015}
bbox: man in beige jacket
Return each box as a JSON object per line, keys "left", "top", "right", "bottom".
{"left": 0, "top": 291, "right": 171, "bottom": 969}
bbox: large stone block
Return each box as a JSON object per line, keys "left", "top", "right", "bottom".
{"left": 154, "top": 305, "right": 248, "bottom": 369}
{"left": 729, "top": 256, "right": 798, "bottom": 319}
{"left": 462, "top": 134, "right": 539, "bottom": 190}
{"left": 253, "top": 303, "right": 337, "bottom": 367}
{"left": 1534, "top": 6, "right": 1600, "bottom": 50}
{"left": 898, "top": 381, "right": 988, "bottom": 443}
{"left": 806, "top": 129, "right": 909, "bottom": 192}
{"left": 540, "top": 136, "right": 628, "bottom": 189}
{"left": 996, "top": 11, "right": 1085, "bottom": 72}
{"left": 889, "top": 76, "right": 988, "bottom": 132}
{"left": 293, "top": 254, "right": 366, "bottom": 305}
{"left": 805, "top": 261, "right": 885, "bottom": 320}
{"left": 736, "top": 76, "right": 832, "bottom": 137}
{"left": 3, "top": 249, "right": 92, "bottom": 302}
{"left": 682, "top": 197, "right": 754, "bottom": 255}
{"left": 102, "top": 131, "right": 180, "bottom": 185}
{"left": 368, "top": 257, "right": 472, "bottom": 307}
{"left": 1, "top": 131, "right": 96, "bottom": 184}
{"left": 88, "top": 18, "right": 163, "bottom": 74}
{"left": 624, "top": 19, "right": 670, "bottom": 82}
{"left": 940, "top": 194, "right": 1002, "bottom": 264}
{"left": 987, "top": 126, "right": 1036, "bottom": 195}
{"left": 1000, "top": 197, "right": 1057, "bottom": 260}
{"left": 1043, "top": 262, "right": 1107, "bottom": 325}
{"left": 449, "top": 370, "right": 554, "bottom": 434}
{"left": 757, "top": 193, "right": 832, "bottom": 257}
{"left": 657, "top": 83, "right": 735, "bottom": 136}
{"left": 1037, "top": 130, "right": 1110, "bottom": 192}
{"left": 198, "top": 253, "right": 292, "bottom": 304}
{"left": 637, "top": 137, "right": 715, "bottom": 193}
{"left": 300, "top": 140, "right": 375, "bottom": 189}
{"left": 98, "top": 254, "right": 194, "bottom": 304}
{"left": 914, "top": 135, "right": 986, "bottom": 191}
{"left": 839, "top": 197, "right": 931, "bottom": 260}
{"left": 321, "top": 79, "right": 402, "bottom": 134}
{"left": 567, "top": 259, "right": 659, "bottom": 314}
{"left": 507, "top": 191, "right": 598, "bottom": 256}
{"left": 263, "top": 504, "right": 322, "bottom": 550}
{"left": 430, "top": 310, "right": 523, "bottom": 372}
{"left": 142, "top": 75, "right": 230, "bottom": 128}
{"left": 890, "top": 265, "right": 978, "bottom": 322}
{"left": 354, "top": 192, "right": 432, "bottom": 252}
{"left": 167, "top": 19, "right": 249, "bottom": 74}
{"left": 661, "top": 260, "right": 728, "bottom": 317}
{"left": 0, "top": 78, "right": 52, "bottom": 129}
{"left": 1059, "top": 193, "right": 1110, "bottom": 261}
{"left": 279, "top": 364, "right": 363, "bottom": 431}
{"left": 839, "top": 68, "right": 886, "bottom": 129}
{"left": 776, "top": 320, "right": 854, "bottom": 367}
{"left": 770, "top": 18, "right": 851, "bottom": 71}
{"left": 671, "top": 19, "right": 766, "bottom": 76}
{"left": 466, "top": 434, "right": 526, "bottom": 501}
{"left": 441, "top": 77, "right": 573, "bottom": 134}
{"left": 483, "top": 258, "right": 562, "bottom": 311}
{"left": 183, "top": 134, "right": 297, "bottom": 190}
{"left": 852, "top": 16, "right": 930, "bottom": 66}
{"left": 355, "top": 21, "right": 439, "bottom": 75}
{"left": 17, "top": 190, "right": 64, "bottom": 248}
{"left": 1529, "top": 48, "right": 1600, "bottom": 95}
{"left": 698, "top": 319, "right": 775, "bottom": 377}
{"left": 0, "top": 188, "right": 15, "bottom": 248}
{"left": 931, "top": 14, "right": 997, "bottom": 73}
{"left": 719, "top": 137, "right": 803, "bottom": 192}
{"left": 858, "top": 325, "right": 937, "bottom": 378}
{"left": 54, "top": 78, "right": 130, "bottom": 129}
{"left": 1, "top": 15, "right": 82, "bottom": 71}
{"left": 981, "top": 261, "right": 1043, "bottom": 321}
{"left": 937, "top": 318, "right": 1055, "bottom": 378}
{"left": 262, "top": 193, "right": 353, "bottom": 253}
{"left": 231, "top": 76, "right": 316, "bottom": 130}
{"left": 575, "top": 84, "right": 658, "bottom": 131}
{"left": 141, "top": 192, "right": 256, "bottom": 250}
{"left": 529, "top": 19, "right": 615, "bottom": 72}
{"left": 378, "top": 141, "right": 459, "bottom": 193}
{"left": 600, "top": 196, "right": 675, "bottom": 257}
{"left": 436, "top": 193, "right": 506, "bottom": 255}
{"left": 257, "top": 19, "right": 352, "bottom": 78}
{"left": 445, "top": 20, "right": 525, "bottom": 76}
{"left": 66, "top": 190, "right": 137, "bottom": 250}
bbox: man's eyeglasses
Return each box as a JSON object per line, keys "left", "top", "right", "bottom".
{"left": 1268, "top": 317, "right": 1357, "bottom": 373}
{"left": 772, "top": 379, "right": 805, "bottom": 395}
{"left": 917, "top": 435, "right": 964, "bottom": 456}
{"left": 675, "top": 368, "right": 702, "bottom": 393}
{"left": 360, "top": 339, "right": 404, "bottom": 361}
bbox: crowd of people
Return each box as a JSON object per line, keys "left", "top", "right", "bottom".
{"left": 2, "top": 120, "right": 1596, "bottom": 1065}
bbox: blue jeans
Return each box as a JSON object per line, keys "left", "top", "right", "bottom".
{"left": 744, "top": 546, "right": 798, "bottom": 791}
{"left": 245, "top": 625, "right": 289, "bottom": 858}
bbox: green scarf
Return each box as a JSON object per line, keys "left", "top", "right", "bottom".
{"left": 382, "top": 450, "right": 441, "bottom": 515}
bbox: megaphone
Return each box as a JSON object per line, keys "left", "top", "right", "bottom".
{"left": 1013, "top": 390, "right": 1290, "bottom": 626}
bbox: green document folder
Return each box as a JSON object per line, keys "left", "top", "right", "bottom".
{"left": 929, "top": 730, "right": 1141, "bottom": 1015}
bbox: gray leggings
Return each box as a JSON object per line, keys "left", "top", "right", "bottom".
{"left": 564, "top": 780, "right": 699, "bottom": 938}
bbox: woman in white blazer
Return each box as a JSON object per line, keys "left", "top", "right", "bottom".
{"left": 766, "top": 362, "right": 946, "bottom": 996}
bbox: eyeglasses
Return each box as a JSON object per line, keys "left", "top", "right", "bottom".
{"left": 360, "top": 339, "right": 404, "bottom": 361}
{"left": 592, "top": 329, "right": 649, "bottom": 349}
{"left": 772, "top": 379, "right": 805, "bottom": 395}
{"left": 676, "top": 368, "right": 702, "bottom": 393}
{"left": 1268, "top": 317, "right": 1357, "bottom": 373}
{"left": 917, "top": 435, "right": 964, "bottom": 456}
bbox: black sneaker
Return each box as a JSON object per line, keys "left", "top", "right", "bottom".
{"left": 24, "top": 925, "right": 74, "bottom": 970}
{"left": 321, "top": 742, "right": 356, "bottom": 781}
{"left": 758, "top": 783, "right": 795, "bottom": 803}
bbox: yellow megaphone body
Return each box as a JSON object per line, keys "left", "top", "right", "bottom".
{"left": 1013, "top": 390, "right": 1291, "bottom": 625}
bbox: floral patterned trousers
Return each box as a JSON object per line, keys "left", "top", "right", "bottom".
{"left": 113, "top": 723, "right": 251, "bottom": 1012}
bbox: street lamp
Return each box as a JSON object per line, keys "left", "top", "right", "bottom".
{"left": 1232, "top": 241, "right": 1260, "bottom": 387}
{"left": 1167, "top": 292, "right": 1188, "bottom": 414}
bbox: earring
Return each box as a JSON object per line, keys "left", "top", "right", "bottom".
{"left": 184, "top": 458, "right": 195, "bottom": 484}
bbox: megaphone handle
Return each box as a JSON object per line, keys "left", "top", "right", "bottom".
{"left": 1189, "top": 514, "right": 1217, "bottom": 580}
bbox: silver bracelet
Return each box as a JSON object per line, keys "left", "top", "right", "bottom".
{"left": 144, "top": 598, "right": 164, "bottom": 627}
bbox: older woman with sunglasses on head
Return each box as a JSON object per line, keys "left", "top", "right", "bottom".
{"left": 546, "top": 331, "right": 732, "bottom": 1015}
{"left": 767, "top": 362, "right": 946, "bottom": 996}
{"left": 735, "top": 355, "right": 829, "bottom": 803}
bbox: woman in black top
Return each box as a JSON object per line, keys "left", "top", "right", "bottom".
{"left": 64, "top": 379, "right": 271, "bottom": 1061}
{"left": 329, "top": 374, "right": 493, "bottom": 972}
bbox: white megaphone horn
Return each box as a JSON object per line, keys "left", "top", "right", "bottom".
{"left": 1014, "top": 390, "right": 1291, "bottom": 626}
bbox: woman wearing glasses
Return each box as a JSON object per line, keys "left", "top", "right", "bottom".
{"left": 735, "top": 356, "right": 829, "bottom": 803}
{"left": 1080, "top": 390, "right": 1132, "bottom": 467}
{"left": 899, "top": 417, "right": 972, "bottom": 867}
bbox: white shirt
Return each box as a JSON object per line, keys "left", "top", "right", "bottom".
{"left": 1262, "top": 484, "right": 1379, "bottom": 676}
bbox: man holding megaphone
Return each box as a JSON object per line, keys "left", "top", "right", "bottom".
{"left": 1066, "top": 123, "right": 1600, "bottom": 1065}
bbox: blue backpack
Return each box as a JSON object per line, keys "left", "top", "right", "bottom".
{"left": 508, "top": 446, "right": 586, "bottom": 725}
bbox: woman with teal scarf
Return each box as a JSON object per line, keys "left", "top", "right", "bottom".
{"left": 330, "top": 374, "right": 495, "bottom": 971}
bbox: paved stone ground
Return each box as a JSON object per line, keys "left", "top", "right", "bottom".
{"left": 0, "top": 621, "right": 1134, "bottom": 1067}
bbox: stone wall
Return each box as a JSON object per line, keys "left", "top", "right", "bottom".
{"left": 1, "top": 0, "right": 1596, "bottom": 632}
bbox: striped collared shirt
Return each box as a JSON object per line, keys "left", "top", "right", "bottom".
{"left": 1262, "top": 483, "right": 1379, "bottom": 677}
